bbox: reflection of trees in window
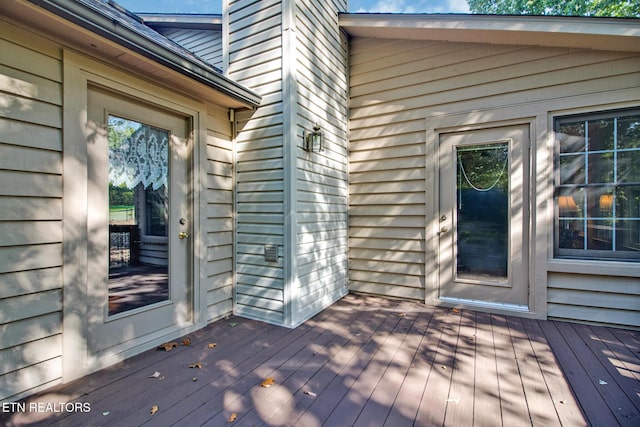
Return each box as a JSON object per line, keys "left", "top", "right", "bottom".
{"left": 456, "top": 143, "right": 510, "bottom": 279}
{"left": 555, "top": 110, "right": 640, "bottom": 260}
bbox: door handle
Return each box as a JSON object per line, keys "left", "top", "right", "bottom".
{"left": 179, "top": 232, "right": 189, "bottom": 239}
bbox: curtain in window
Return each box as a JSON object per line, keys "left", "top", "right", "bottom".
{"left": 108, "top": 125, "right": 169, "bottom": 191}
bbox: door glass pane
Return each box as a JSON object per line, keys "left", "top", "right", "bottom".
{"left": 108, "top": 115, "right": 169, "bottom": 315}
{"left": 456, "top": 143, "right": 509, "bottom": 282}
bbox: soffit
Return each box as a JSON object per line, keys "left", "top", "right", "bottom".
{"left": 339, "top": 13, "right": 640, "bottom": 53}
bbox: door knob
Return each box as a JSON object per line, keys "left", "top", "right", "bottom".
{"left": 179, "top": 232, "right": 189, "bottom": 239}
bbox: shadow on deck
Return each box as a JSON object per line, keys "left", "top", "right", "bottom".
{"left": 2, "top": 294, "right": 639, "bottom": 426}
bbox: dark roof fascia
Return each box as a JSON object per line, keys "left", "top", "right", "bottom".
{"left": 27, "top": 0, "right": 260, "bottom": 108}
{"left": 137, "top": 13, "right": 223, "bottom": 31}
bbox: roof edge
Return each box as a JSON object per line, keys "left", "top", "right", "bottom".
{"left": 339, "top": 13, "right": 640, "bottom": 52}
{"left": 138, "top": 13, "right": 223, "bottom": 30}
{"left": 27, "top": 0, "right": 260, "bottom": 108}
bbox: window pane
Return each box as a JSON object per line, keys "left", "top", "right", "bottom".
{"left": 588, "top": 189, "right": 614, "bottom": 219}
{"left": 560, "top": 154, "right": 585, "bottom": 184}
{"left": 617, "top": 186, "right": 640, "bottom": 219}
{"left": 616, "top": 220, "right": 640, "bottom": 252}
{"left": 558, "top": 220, "right": 584, "bottom": 249}
{"left": 558, "top": 122, "right": 585, "bottom": 153}
{"left": 588, "top": 153, "right": 614, "bottom": 183}
{"left": 588, "top": 118, "right": 615, "bottom": 151}
{"left": 557, "top": 188, "right": 584, "bottom": 218}
{"left": 618, "top": 151, "right": 640, "bottom": 183}
{"left": 618, "top": 114, "right": 640, "bottom": 149}
{"left": 587, "top": 220, "right": 613, "bottom": 250}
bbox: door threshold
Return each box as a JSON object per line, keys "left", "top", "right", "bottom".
{"left": 438, "top": 297, "right": 530, "bottom": 314}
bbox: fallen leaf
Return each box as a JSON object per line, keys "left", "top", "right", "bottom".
{"left": 261, "top": 377, "right": 275, "bottom": 388}
{"left": 182, "top": 337, "right": 191, "bottom": 346}
{"left": 452, "top": 308, "right": 460, "bottom": 313}
{"left": 229, "top": 322, "right": 238, "bottom": 327}
{"left": 599, "top": 379, "right": 608, "bottom": 385}
{"left": 192, "top": 377, "right": 198, "bottom": 382}
{"left": 398, "top": 312, "right": 407, "bottom": 317}
{"left": 102, "top": 411, "right": 110, "bottom": 416}
{"left": 208, "top": 343, "right": 217, "bottom": 348}
{"left": 159, "top": 342, "right": 178, "bottom": 351}
{"left": 149, "top": 371, "right": 161, "bottom": 378}
{"left": 228, "top": 412, "right": 238, "bottom": 422}
{"left": 150, "top": 405, "right": 159, "bottom": 415}
{"left": 559, "top": 400, "right": 566, "bottom": 404}
{"left": 189, "top": 362, "right": 202, "bottom": 369}
{"left": 304, "top": 390, "right": 317, "bottom": 397}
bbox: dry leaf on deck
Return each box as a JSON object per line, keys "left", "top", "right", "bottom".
{"left": 452, "top": 308, "right": 460, "bottom": 313}
{"left": 208, "top": 343, "right": 217, "bottom": 348}
{"left": 398, "top": 312, "right": 407, "bottom": 317}
{"left": 304, "top": 390, "right": 317, "bottom": 397}
{"left": 182, "top": 337, "right": 191, "bottom": 346}
{"left": 159, "top": 342, "right": 178, "bottom": 351}
{"left": 260, "top": 377, "right": 275, "bottom": 388}
{"left": 228, "top": 412, "right": 238, "bottom": 422}
{"left": 150, "top": 405, "right": 159, "bottom": 415}
{"left": 149, "top": 371, "right": 161, "bottom": 378}
{"left": 189, "top": 362, "right": 202, "bottom": 369}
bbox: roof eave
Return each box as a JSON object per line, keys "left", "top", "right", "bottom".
{"left": 339, "top": 13, "right": 640, "bottom": 53}
{"left": 25, "top": 0, "right": 260, "bottom": 108}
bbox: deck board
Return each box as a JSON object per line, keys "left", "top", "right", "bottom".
{"left": 2, "top": 294, "right": 639, "bottom": 427}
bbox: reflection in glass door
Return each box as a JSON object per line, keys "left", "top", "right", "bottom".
{"left": 107, "top": 116, "right": 169, "bottom": 315}
{"left": 456, "top": 143, "right": 509, "bottom": 283}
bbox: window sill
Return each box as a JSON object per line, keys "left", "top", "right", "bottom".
{"left": 548, "top": 259, "right": 640, "bottom": 277}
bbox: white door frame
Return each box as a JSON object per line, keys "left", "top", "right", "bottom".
{"left": 62, "top": 52, "right": 206, "bottom": 382}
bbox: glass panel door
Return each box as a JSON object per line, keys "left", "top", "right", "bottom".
{"left": 107, "top": 116, "right": 170, "bottom": 315}
{"left": 438, "top": 125, "right": 529, "bottom": 309}
{"left": 87, "top": 86, "right": 192, "bottom": 360}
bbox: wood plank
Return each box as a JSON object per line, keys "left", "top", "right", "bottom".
{"left": 572, "top": 323, "right": 640, "bottom": 412}
{"left": 294, "top": 309, "right": 403, "bottom": 426}
{"left": 554, "top": 322, "right": 640, "bottom": 426}
{"left": 507, "top": 316, "right": 562, "bottom": 426}
{"left": 54, "top": 315, "right": 306, "bottom": 427}
{"left": 443, "top": 309, "right": 476, "bottom": 427}
{"left": 414, "top": 308, "right": 461, "bottom": 427}
{"left": 382, "top": 309, "right": 437, "bottom": 427}
{"left": 521, "top": 319, "right": 586, "bottom": 426}
{"left": 206, "top": 303, "right": 359, "bottom": 426}
{"left": 123, "top": 310, "right": 339, "bottom": 427}
{"left": 491, "top": 314, "right": 531, "bottom": 426}
{"left": 539, "top": 320, "right": 619, "bottom": 426}
{"left": 325, "top": 312, "right": 416, "bottom": 427}
{"left": 471, "top": 312, "right": 502, "bottom": 427}
{"left": 353, "top": 311, "right": 433, "bottom": 427}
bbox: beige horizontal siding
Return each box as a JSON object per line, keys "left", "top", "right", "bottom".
{"left": 228, "top": 0, "right": 286, "bottom": 325}
{"left": 205, "top": 107, "right": 235, "bottom": 323}
{"left": 348, "top": 35, "right": 640, "bottom": 319}
{"left": 294, "top": 0, "right": 349, "bottom": 323}
{"left": 0, "top": 21, "right": 63, "bottom": 401}
{"left": 548, "top": 273, "right": 640, "bottom": 328}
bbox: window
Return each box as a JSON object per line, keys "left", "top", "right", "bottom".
{"left": 555, "top": 109, "right": 640, "bottom": 261}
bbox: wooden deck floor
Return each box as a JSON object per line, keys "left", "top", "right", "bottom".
{"left": 3, "top": 294, "right": 639, "bottom": 426}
